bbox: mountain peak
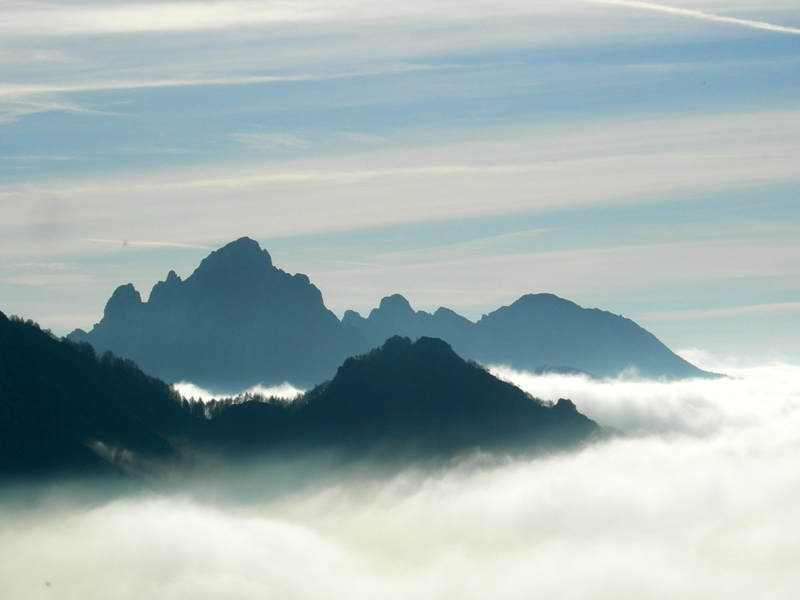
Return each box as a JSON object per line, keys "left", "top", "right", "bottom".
{"left": 364, "top": 335, "right": 457, "bottom": 364}
{"left": 189, "top": 237, "right": 273, "bottom": 285}
{"left": 293, "top": 335, "right": 600, "bottom": 456}
{"left": 376, "top": 294, "right": 414, "bottom": 317}
{"left": 103, "top": 283, "right": 142, "bottom": 321}
{"left": 511, "top": 293, "right": 578, "bottom": 310}
{"left": 70, "top": 238, "right": 353, "bottom": 390}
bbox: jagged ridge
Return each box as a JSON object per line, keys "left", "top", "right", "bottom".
{"left": 70, "top": 237, "right": 711, "bottom": 390}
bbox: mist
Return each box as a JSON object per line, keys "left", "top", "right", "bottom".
{"left": 173, "top": 381, "right": 304, "bottom": 403}
{"left": 2, "top": 357, "right": 799, "bottom": 599}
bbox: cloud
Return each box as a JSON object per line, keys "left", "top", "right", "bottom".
{"left": 173, "top": 381, "right": 304, "bottom": 402}
{"left": 231, "top": 132, "right": 310, "bottom": 151}
{"left": 0, "top": 1, "right": 596, "bottom": 38}
{"left": 642, "top": 302, "right": 800, "bottom": 321}
{"left": 0, "top": 1, "right": 332, "bottom": 37}
{"left": 6, "top": 108, "right": 798, "bottom": 247}
{"left": 585, "top": 0, "right": 800, "bottom": 35}
{"left": 0, "top": 64, "right": 450, "bottom": 100}
{"left": 489, "top": 362, "right": 799, "bottom": 435}
{"left": 2, "top": 359, "right": 799, "bottom": 599}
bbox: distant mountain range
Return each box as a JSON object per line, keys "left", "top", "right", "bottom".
{"left": 69, "top": 237, "right": 711, "bottom": 390}
{"left": 343, "top": 292, "right": 708, "bottom": 381}
{"left": 1, "top": 312, "right": 599, "bottom": 478}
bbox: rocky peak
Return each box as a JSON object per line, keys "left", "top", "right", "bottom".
{"left": 103, "top": 284, "right": 142, "bottom": 321}
{"left": 372, "top": 294, "right": 415, "bottom": 319}
{"left": 187, "top": 237, "right": 273, "bottom": 287}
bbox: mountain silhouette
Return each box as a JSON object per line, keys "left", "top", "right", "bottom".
{"left": 70, "top": 237, "right": 362, "bottom": 391}
{"left": 346, "top": 293, "right": 708, "bottom": 380}
{"left": 2, "top": 313, "right": 599, "bottom": 478}
{"left": 71, "top": 238, "right": 711, "bottom": 389}
{"left": 198, "top": 336, "right": 601, "bottom": 458}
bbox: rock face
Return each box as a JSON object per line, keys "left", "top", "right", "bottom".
{"left": 71, "top": 238, "right": 711, "bottom": 390}
{"left": 200, "top": 336, "right": 601, "bottom": 458}
{"left": 71, "top": 238, "right": 361, "bottom": 391}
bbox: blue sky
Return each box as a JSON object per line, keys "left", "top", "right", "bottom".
{"left": 1, "top": 0, "right": 799, "bottom": 363}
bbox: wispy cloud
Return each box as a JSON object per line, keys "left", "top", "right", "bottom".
{"left": 0, "top": 97, "right": 123, "bottom": 125}
{"left": 642, "top": 302, "right": 800, "bottom": 321}
{"left": 0, "top": 1, "right": 593, "bottom": 37}
{"left": 231, "top": 132, "right": 310, "bottom": 151}
{"left": 585, "top": 0, "right": 800, "bottom": 35}
{"left": 0, "top": 63, "right": 459, "bottom": 124}
{"left": 0, "top": 1, "right": 333, "bottom": 37}
{"left": 0, "top": 64, "right": 451, "bottom": 99}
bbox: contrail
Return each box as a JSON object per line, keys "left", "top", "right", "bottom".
{"left": 584, "top": 0, "right": 800, "bottom": 35}
{"left": 87, "top": 239, "right": 215, "bottom": 250}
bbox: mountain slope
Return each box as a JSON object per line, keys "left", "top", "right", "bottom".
{"left": 2, "top": 313, "right": 599, "bottom": 476}
{"left": 200, "top": 336, "right": 601, "bottom": 458}
{"left": 472, "top": 293, "right": 704, "bottom": 379}
{"left": 344, "top": 293, "right": 709, "bottom": 380}
{"left": 0, "top": 312, "right": 195, "bottom": 479}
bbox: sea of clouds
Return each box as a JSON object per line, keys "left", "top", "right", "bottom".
{"left": 2, "top": 353, "right": 799, "bottom": 599}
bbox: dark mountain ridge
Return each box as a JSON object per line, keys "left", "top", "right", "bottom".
{"left": 181, "top": 335, "right": 602, "bottom": 459}
{"left": 1, "top": 314, "right": 599, "bottom": 478}
{"left": 70, "top": 237, "right": 711, "bottom": 390}
{"left": 0, "top": 311, "right": 195, "bottom": 478}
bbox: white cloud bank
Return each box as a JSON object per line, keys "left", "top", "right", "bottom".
{"left": 1, "top": 358, "right": 799, "bottom": 599}
{"left": 173, "top": 381, "right": 304, "bottom": 402}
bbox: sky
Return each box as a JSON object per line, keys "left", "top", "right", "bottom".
{"left": 1, "top": 0, "right": 799, "bottom": 363}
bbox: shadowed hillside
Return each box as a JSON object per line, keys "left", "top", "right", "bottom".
{"left": 0, "top": 311, "right": 196, "bottom": 479}
{"left": 198, "top": 336, "right": 601, "bottom": 459}
{"left": 1, "top": 314, "right": 600, "bottom": 479}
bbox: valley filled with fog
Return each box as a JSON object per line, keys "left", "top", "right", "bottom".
{"left": 3, "top": 354, "right": 798, "bottom": 600}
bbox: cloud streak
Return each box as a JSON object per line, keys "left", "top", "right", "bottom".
{"left": 585, "top": 0, "right": 800, "bottom": 35}
{"left": 642, "top": 302, "right": 800, "bottom": 321}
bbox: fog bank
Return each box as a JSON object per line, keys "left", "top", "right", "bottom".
{"left": 173, "top": 381, "right": 304, "bottom": 403}
{"left": 2, "top": 358, "right": 799, "bottom": 599}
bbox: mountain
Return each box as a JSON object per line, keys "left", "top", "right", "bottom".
{"left": 198, "top": 336, "right": 601, "bottom": 458}
{"left": 0, "top": 311, "right": 196, "bottom": 479}
{"left": 1, "top": 313, "right": 598, "bottom": 478}
{"left": 343, "top": 293, "right": 708, "bottom": 380}
{"left": 70, "top": 237, "right": 362, "bottom": 391}
{"left": 71, "top": 238, "right": 711, "bottom": 389}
